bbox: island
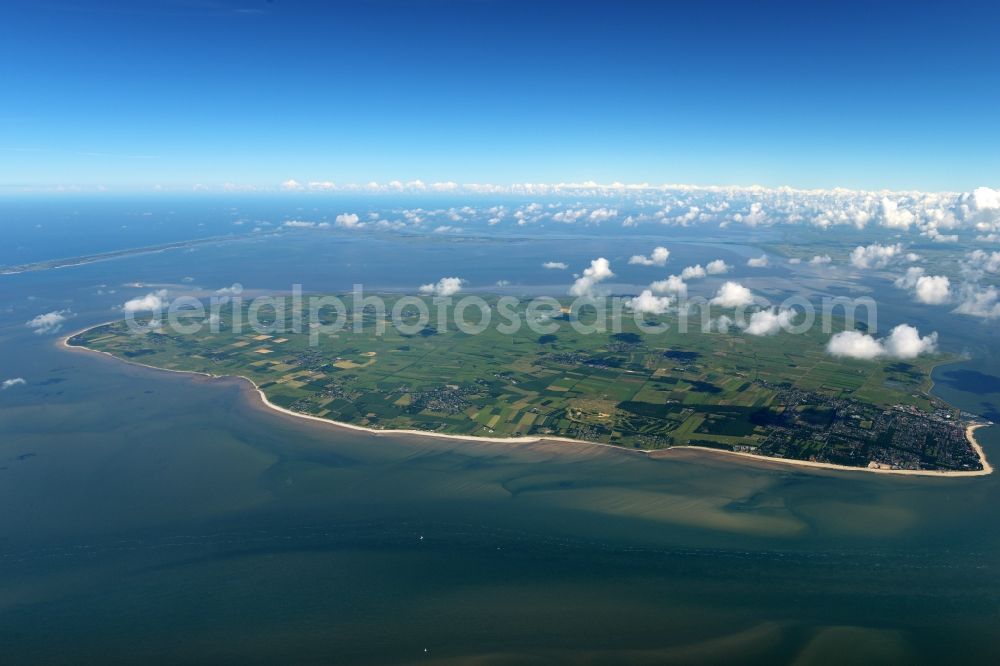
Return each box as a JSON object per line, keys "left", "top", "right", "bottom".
{"left": 0, "top": 234, "right": 243, "bottom": 275}
{"left": 66, "top": 294, "right": 990, "bottom": 475}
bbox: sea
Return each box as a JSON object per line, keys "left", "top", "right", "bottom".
{"left": 1, "top": 197, "right": 999, "bottom": 664}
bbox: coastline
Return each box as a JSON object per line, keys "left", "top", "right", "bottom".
{"left": 0, "top": 233, "right": 246, "bottom": 276}
{"left": 60, "top": 325, "right": 993, "bottom": 478}
{"left": 656, "top": 429, "right": 992, "bottom": 477}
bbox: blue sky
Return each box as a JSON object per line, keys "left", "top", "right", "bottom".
{"left": 2, "top": 0, "right": 999, "bottom": 193}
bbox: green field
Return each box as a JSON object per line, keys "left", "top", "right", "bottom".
{"left": 70, "top": 295, "right": 949, "bottom": 458}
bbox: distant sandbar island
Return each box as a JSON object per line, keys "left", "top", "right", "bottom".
{"left": 66, "top": 294, "right": 991, "bottom": 476}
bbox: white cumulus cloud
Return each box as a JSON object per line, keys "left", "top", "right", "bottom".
{"left": 893, "top": 266, "right": 924, "bottom": 289}
{"left": 850, "top": 243, "right": 903, "bottom": 269}
{"left": 335, "top": 213, "right": 362, "bottom": 228}
{"left": 880, "top": 197, "right": 915, "bottom": 229}
{"left": 569, "top": 258, "right": 614, "bottom": 297}
{"left": 954, "top": 284, "right": 1000, "bottom": 319}
{"left": 882, "top": 324, "right": 938, "bottom": 359}
{"left": 714, "top": 314, "right": 734, "bottom": 333}
{"left": 680, "top": 264, "right": 707, "bottom": 280}
{"left": 307, "top": 180, "right": 336, "bottom": 191}
{"left": 913, "top": 275, "right": 951, "bottom": 304}
{"left": 25, "top": 309, "right": 72, "bottom": 335}
{"left": 627, "top": 290, "right": 673, "bottom": 314}
{"left": 419, "top": 277, "right": 464, "bottom": 297}
{"left": 2, "top": 377, "right": 26, "bottom": 390}
{"left": 122, "top": 289, "right": 168, "bottom": 313}
{"left": 894, "top": 267, "right": 951, "bottom": 304}
{"left": 705, "top": 259, "right": 730, "bottom": 274}
{"left": 826, "top": 330, "right": 886, "bottom": 360}
{"left": 710, "top": 281, "right": 755, "bottom": 308}
{"left": 747, "top": 254, "right": 769, "bottom": 268}
{"left": 282, "top": 220, "right": 329, "bottom": 229}
{"left": 826, "top": 324, "right": 937, "bottom": 360}
{"left": 649, "top": 275, "right": 688, "bottom": 299}
{"left": 628, "top": 246, "right": 670, "bottom": 267}
{"left": 742, "top": 308, "right": 795, "bottom": 336}
{"left": 965, "top": 249, "right": 1000, "bottom": 274}
{"left": 588, "top": 208, "right": 617, "bottom": 223}
{"left": 543, "top": 261, "right": 569, "bottom": 270}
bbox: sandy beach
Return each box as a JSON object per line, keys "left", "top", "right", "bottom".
{"left": 61, "top": 326, "right": 993, "bottom": 478}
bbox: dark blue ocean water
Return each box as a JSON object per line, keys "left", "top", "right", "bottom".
{"left": 2, "top": 199, "right": 1000, "bottom": 664}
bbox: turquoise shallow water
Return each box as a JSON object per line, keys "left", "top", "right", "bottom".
{"left": 2, "top": 228, "right": 1000, "bottom": 664}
